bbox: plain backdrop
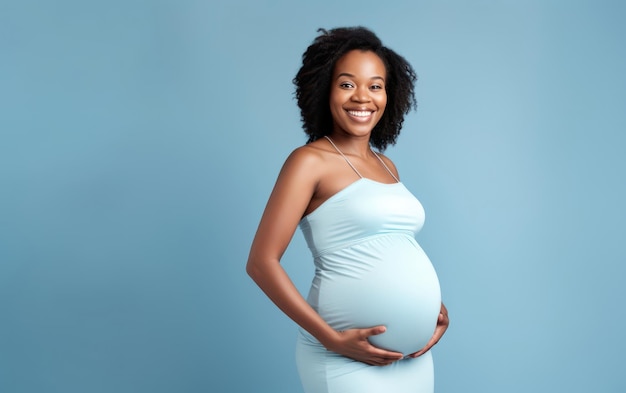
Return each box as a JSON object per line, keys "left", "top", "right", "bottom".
{"left": 1, "top": 1, "right": 625, "bottom": 392}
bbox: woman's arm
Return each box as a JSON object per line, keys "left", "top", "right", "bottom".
{"left": 246, "top": 147, "right": 404, "bottom": 366}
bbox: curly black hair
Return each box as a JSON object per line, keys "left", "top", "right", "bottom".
{"left": 293, "top": 26, "right": 417, "bottom": 151}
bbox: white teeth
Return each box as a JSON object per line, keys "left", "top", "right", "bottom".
{"left": 348, "top": 110, "right": 372, "bottom": 117}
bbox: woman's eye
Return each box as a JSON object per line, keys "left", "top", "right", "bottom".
{"left": 340, "top": 82, "right": 353, "bottom": 88}
{"left": 371, "top": 85, "right": 383, "bottom": 90}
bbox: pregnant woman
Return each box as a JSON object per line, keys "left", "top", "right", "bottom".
{"left": 247, "top": 26, "right": 449, "bottom": 392}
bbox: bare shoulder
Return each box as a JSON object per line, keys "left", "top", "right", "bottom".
{"left": 286, "top": 143, "right": 326, "bottom": 166}
{"left": 280, "top": 140, "right": 333, "bottom": 178}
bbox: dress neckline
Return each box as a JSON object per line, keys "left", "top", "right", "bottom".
{"left": 301, "top": 178, "right": 404, "bottom": 222}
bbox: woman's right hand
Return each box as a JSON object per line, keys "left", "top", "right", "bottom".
{"left": 325, "top": 326, "right": 404, "bottom": 366}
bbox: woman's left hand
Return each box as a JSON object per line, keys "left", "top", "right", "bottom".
{"left": 407, "top": 302, "right": 449, "bottom": 358}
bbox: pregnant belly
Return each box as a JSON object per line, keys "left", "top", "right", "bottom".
{"left": 310, "top": 235, "right": 441, "bottom": 355}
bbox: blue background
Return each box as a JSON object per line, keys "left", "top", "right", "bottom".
{"left": 2, "top": 1, "right": 625, "bottom": 392}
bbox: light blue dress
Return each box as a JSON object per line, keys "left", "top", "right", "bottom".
{"left": 295, "top": 139, "right": 441, "bottom": 393}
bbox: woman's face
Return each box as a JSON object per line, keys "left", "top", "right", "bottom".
{"left": 329, "top": 50, "right": 387, "bottom": 139}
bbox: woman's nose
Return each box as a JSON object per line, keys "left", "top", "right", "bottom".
{"left": 351, "top": 86, "right": 370, "bottom": 102}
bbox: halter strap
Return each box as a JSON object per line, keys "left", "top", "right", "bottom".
{"left": 371, "top": 150, "right": 400, "bottom": 183}
{"left": 324, "top": 136, "right": 399, "bottom": 182}
{"left": 324, "top": 136, "right": 363, "bottom": 178}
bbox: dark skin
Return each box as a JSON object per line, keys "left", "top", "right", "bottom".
{"left": 247, "top": 50, "right": 448, "bottom": 366}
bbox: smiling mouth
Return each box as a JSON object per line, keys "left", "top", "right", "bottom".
{"left": 347, "top": 110, "right": 374, "bottom": 117}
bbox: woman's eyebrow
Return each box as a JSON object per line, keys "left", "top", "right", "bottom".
{"left": 335, "top": 72, "right": 385, "bottom": 81}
